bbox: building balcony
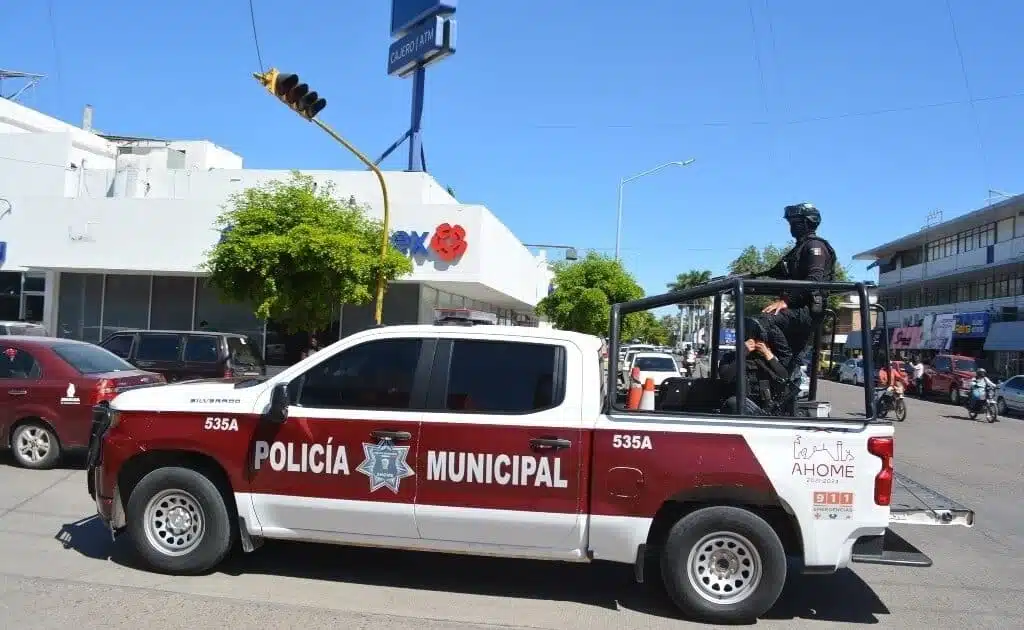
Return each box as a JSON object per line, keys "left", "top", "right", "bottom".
{"left": 878, "top": 236, "right": 1024, "bottom": 287}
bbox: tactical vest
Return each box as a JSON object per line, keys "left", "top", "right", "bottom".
{"left": 781, "top": 235, "right": 837, "bottom": 315}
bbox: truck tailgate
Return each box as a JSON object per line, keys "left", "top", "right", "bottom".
{"left": 889, "top": 471, "right": 975, "bottom": 527}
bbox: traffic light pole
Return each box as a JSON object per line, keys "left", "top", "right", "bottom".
{"left": 311, "top": 119, "right": 392, "bottom": 327}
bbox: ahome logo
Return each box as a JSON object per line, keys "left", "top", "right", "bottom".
{"left": 390, "top": 223, "right": 468, "bottom": 264}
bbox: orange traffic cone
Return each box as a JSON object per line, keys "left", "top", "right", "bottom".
{"left": 626, "top": 366, "right": 643, "bottom": 409}
{"left": 638, "top": 377, "right": 656, "bottom": 410}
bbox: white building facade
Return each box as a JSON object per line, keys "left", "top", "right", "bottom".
{"left": 0, "top": 98, "right": 554, "bottom": 365}
{"left": 854, "top": 194, "right": 1024, "bottom": 372}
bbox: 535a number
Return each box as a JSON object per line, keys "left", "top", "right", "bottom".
{"left": 612, "top": 434, "right": 652, "bottom": 450}
{"left": 204, "top": 416, "right": 239, "bottom": 431}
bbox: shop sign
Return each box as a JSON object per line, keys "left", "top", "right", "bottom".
{"left": 954, "top": 311, "right": 990, "bottom": 338}
{"left": 719, "top": 328, "right": 736, "bottom": 345}
{"left": 390, "top": 222, "right": 468, "bottom": 264}
{"left": 891, "top": 327, "right": 922, "bottom": 350}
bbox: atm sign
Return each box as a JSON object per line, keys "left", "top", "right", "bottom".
{"left": 390, "top": 223, "right": 468, "bottom": 264}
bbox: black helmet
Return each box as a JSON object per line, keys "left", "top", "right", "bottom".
{"left": 783, "top": 202, "right": 821, "bottom": 228}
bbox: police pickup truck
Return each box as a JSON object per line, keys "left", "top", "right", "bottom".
{"left": 86, "top": 279, "right": 973, "bottom": 624}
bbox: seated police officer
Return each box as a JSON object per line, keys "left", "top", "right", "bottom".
{"left": 756, "top": 202, "right": 836, "bottom": 370}
{"left": 719, "top": 318, "right": 792, "bottom": 415}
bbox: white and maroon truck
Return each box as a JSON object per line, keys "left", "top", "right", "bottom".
{"left": 86, "top": 278, "right": 973, "bottom": 624}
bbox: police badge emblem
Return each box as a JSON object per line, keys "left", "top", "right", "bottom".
{"left": 355, "top": 438, "right": 415, "bottom": 493}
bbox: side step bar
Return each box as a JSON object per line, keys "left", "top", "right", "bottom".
{"left": 852, "top": 529, "right": 932, "bottom": 567}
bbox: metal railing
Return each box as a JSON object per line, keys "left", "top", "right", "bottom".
{"left": 608, "top": 277, "right": 878, "bottom": 419}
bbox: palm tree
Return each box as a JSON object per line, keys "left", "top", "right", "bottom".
{"left": 667, "top": 270, "right": 713, "bottom": 346}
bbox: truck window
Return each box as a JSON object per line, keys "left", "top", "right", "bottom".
{"left": 136, "top": 334, "right": 183, "bottom": 362}
{"left": 634, "top": 356, "right": 677, "bottom": 372}
{"left": 101, "top": 334, "right": 133, "bottom": 358}
{"left": 291, "top": 338, "right": 422, "bottom": 410}
{"left": 934, "top": 356, "right": 951, "bottom": 371}
{"left": 183, "top": 336, "right": 220, "bottom": 363}
{"left": 445, "top": 340, "right": 564, "bottom": 413}
{"left": 227, "top": 336, "right": 263, "bottom": 369}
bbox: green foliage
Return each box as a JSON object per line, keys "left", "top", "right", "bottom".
{"left": 536, "top": 252, "right": 646, "bottom": 338}
{"left": 667, "top": 269, "right": 713, "bottom": 297}
{"left": 728, "top": 242, "right": 850, "bottom": 317}
{"left": 203, "top": 171, "right": 414, "bottom": 334}
{"left": 659, "top": 313, "right": 680, "bottom": 345}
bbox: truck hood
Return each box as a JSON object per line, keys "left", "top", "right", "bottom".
{"left": 111, "top": 378, "right": 269, "bottom": 413}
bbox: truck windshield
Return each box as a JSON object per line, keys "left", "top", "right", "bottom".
{"left": 634, "top": 357, "right": 677, "bottom": 371}
{"left": 954, "top": 358, "right": 977, "bottom": 373}
{"left": 227, "top": 337, "right": 264, "bottom": 369}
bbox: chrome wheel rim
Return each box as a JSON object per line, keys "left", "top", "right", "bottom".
{"left": 143, "top": 489, "right": 206, "bottom": 556}
{"left": 686, "top": 531, "right": 762, "bottom": 605}
{"left": 15, "top": 426, "right": 51, "bottom": 464}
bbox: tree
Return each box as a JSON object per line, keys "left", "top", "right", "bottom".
{"left": 537, "top": 252, "right": 646, "bottom": 339}
{"left": 203, "top": 171, "right": 414, "bottom": 335}
{"left": 727, "top": 242, "right": 850, "bottom": 317}
{"left": 667, "top": 269, "right": 713, "bottom": 345}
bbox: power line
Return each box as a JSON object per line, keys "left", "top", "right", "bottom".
{"left": 945, "top": 0, "right": 990, "bottom": 187}
{"left": 45, "top": 0, "right": 63, "bottom": 105}
{"left": 520, "top": 90, "right": 1024, "bottom": 130}
{"left": 247, "top": 0, "right": 265, "bottom": 71}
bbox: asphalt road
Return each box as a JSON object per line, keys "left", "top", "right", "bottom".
{"left": 1, "top": 381, "right": 1020, "bottom": 629}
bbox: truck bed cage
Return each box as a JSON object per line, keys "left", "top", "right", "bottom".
{"left": 608, "top": 277, "right": 883, "bottom": 419}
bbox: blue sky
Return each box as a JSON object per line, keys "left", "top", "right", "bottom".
{"left": 3, "top": 0, "right": 1023, "bottom": 297}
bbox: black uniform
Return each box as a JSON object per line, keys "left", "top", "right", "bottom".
{"left": 719, "top": 347, "right": 792, "bottom": 415}
{"left": 760, "top": 233, "right": 836, "bottom": 369}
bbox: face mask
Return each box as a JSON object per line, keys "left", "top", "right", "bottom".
{"left": 789, "top": 219, "right": 809, "bottom": 240}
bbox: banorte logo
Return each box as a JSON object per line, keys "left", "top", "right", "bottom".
{"left": 391, "top": 223, "right": 468, "bottom": 264}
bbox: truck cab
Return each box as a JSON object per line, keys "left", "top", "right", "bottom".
{"left": 85, "top": 276, "right": 974, "bottom": 624}
{"left": 924, "top": 353, "right": 979, "bottom": 404}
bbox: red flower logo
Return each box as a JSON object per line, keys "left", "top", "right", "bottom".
{"left": 430, "top": 223, "right": 468, "bottom": 263}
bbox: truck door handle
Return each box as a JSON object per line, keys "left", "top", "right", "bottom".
{"left": 530, "top": 437, "right": 571, "bottom": 450}
{"left": 371, "top": 430, "right": 412, "bottom": 441}
{"left": 7, "top": 390, "right": 27, "bottom": 396}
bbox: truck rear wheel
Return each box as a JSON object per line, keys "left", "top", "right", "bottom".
{"left": 126, "top": 466, "right": 234, "bottom": 575}
{"left": 660, "top": 506, "right": 786, "bottom": 623}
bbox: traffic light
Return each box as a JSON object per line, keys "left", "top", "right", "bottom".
{"left": 253, "top": 68, "right": 327, "bottom": 120}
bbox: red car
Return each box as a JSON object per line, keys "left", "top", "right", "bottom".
{"left": 923, "top": 354, "right": 978, "bottom": 404}
{"left": 1, "top": 336, "right": 164, "bottom": 469}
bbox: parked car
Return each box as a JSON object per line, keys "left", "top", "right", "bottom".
{"left": 98, "top": 330, "right": 266, "bottom": 383}
{"left": 1, "top": 336, "right": 164, "bottom": 468}
{"left": 922, "top": 354, "right": 977, "bottom": 404}
{"left": 0, "top": 321, "right": 47, "bottom": 336}
{"left": 995, "top": 374, "right": 1024, "bottom": 415}
{"left": 838, "top": 358, "right": 864, "bottom": 385}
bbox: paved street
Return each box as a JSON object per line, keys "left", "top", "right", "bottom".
{"left": 1, "top": 381, "right": 1021, "bottom": 629}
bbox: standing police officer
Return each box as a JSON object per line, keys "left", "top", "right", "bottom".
{"left": 756, "top": 203, "right": 836, "bottom": 369}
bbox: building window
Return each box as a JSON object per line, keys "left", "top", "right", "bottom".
{"left": 102, "top": 275, "right": 151, "bottom": 340}
{"left": 193, "top": 279, "right": 264, "bottom": 353}
{"left": 150, "top": 276, "right": 196, "bottom": 330}
{"left": 56, "top": 272, "right": 104, "bottom": 341}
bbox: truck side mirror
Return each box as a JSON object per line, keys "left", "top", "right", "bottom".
{"left": 265, "top": 383, "right": 290, "bottom": 424}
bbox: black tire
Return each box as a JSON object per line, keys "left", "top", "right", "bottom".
{"left": 997, "top": 397, "right": 1007, "bottom": 415}
{"left": 950, "top": 389, "right": 960, "bottom": 405}
{"left": 126, "top": 466, "right": 235, "bottom": 575}
{"left": 968, "top": 408, "right": 978, "bottom": 420}
{"left": 9, "top": 421, "right": 61, "bottom": 469}
{"left": 895, "top": 399, "right": 907, "bottom": 422}
{"left": 660, "top": 506, "right": 787, "bottom": 624}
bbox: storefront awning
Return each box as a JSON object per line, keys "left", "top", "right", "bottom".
{"left": 983, "top": 321, "right": 1024, "bottom": 351}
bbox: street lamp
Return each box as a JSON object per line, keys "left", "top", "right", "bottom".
{"left": 615, "top": 158, "right": 695, "bottom": 260}
{"left": 524, "top": 243, "right": 578, "bottom": 261}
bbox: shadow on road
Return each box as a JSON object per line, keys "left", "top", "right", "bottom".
{"left": 54, "top": 513, "right": 890, "bottom": 624}
{"left": 0, "top": 450, "right": 89, "bottom": 471}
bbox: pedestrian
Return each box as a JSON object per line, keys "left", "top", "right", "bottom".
{"left": 911, "top": 355, "right": 925, "bottom": 396}
{"left": 755, "top": 202, "right": 836, "bottom": 370}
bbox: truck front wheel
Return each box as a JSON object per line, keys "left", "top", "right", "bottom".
{"left": 660, "top": 506, "right": 787, "bottom": 623}
{"left": 126, "top": 466, "right": 234, "bottom": 575}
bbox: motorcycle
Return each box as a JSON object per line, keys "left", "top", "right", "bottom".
{"left": 875, "top": 385, "right": 907, "bottom": 422}
{"left": 966, "top": 385, "right": 998, "bottom": 423}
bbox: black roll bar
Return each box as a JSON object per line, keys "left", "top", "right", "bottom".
{"left": 809, "top": 308, "right": 839, "bottom": 402}
{"left": 607, "top": 277, "right": 877, "bottom": 418}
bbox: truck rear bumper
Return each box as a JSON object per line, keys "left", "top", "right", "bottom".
{"left": 851, "top": 529, "right": 932, "bottom": 567}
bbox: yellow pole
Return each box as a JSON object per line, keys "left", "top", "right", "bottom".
{"left": 310, "top": 119, "right": 391, "bottom": 326}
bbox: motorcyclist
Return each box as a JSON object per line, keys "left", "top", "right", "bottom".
{"left": 878, "top": 361, "right": 909, "bottom": 393}
{"left": 968, "top": 368, "right": 997, "bottom": 412}
{"left": 755, "top": 203, "right": 837, "bottom": 370}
